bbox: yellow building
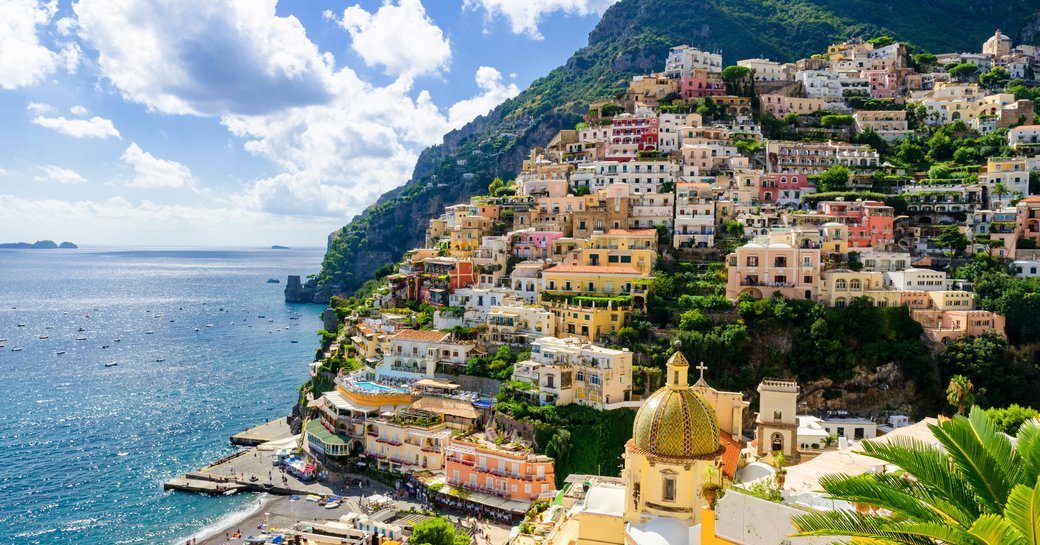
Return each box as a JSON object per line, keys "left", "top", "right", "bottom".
{"left": 541, "top": 264, "right": 647, "bottom": 299}
{"left": 449, "top": 215, "right": 493, "bottom": 258}
{"left": 363, "top": 408, "right": 453, "bottom": 474}
{"left": 553, "top": 348, "right": 743, "bottom": 545}
{"left": 549, "top": 302, "right": 631, "bottom": 342}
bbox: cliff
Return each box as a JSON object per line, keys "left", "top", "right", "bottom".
{"left": 0, "top": 240, "right": 76, "bottom": 249}
{"left": 310, "top": 0, "right": 1040, "bottom": 297}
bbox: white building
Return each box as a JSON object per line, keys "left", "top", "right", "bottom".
{"left": 796, "top": 70, "right": 869, "bottom": 99}
{"left": 378, "top": 329, "right": 474, "bottom": 380}
{"left": 628, "top": 191, "right": 674, "bottom": 230}
{"left": 664, "top": 45, "right": 723, "bottom": 78}
{"left": 737, "top": 58, "right": 790, "bottom": 81}
{"left": 510, "top": 337, "right": 635, "bottom": 409}
{"left": 674, "top": 182, "right": 716, "bottom": 249}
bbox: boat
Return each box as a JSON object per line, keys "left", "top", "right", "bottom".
{"left": 104, "top": 362, "right": 118, "bottom": 367}
{"left": 194, "top": 328, "right": 200, "bottom": 332}
{"left": 206, "top": 324, "right": 213, "bottom": 328}
{"left": 78, "top": 327, "right": 85, "bottom": 332}
{"left": 102, "top": 345, "right": 110, "bottom": 349}
{"left": 267, "top": 278, "right": 280, "bottom": 284}
{"left": 76, "top": 336, "right": 87, "bottom": 341}
{"left": 55, "top": 351, "right": 65, "bottom": 355}
{"left": 155, "top": 358, "right": 165, "bottom": 362}
{"left": 290, "top": 340, "right": 299, "bottom": 344}
{"left": 45, "top": 325, "right": 53, "bottom": 329}
{"left": 11, "top": 347, "right": 23, "bottom": 352}
{"left": 113, "top": 338, "right": 120, "bottom": 342}
{"left": 145, "top": 331, "right": 154, "bottom": 334}
{"left": 223, "top": 488, "right": 238, "bottom": 496}
{"left": 17, "top": 324, "right": 26, "bottom": 327}
{"left": 324, "top": 502, "right": 340, "bottom": 509}
{"left": 305, "top": 494, "right": 321, "bottom": 502}
{"left": 39, "top": 335, "right": 48, "bottom": 339}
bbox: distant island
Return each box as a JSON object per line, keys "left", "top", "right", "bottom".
{"left": 270, "top": 245, "right": 290, "bottom": 250}
{"left": 0, "top": 240, "right": 77, "bottom": 249}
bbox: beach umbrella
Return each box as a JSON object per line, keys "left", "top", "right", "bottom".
{"left": 272, "top": 535, "right": 284, "bottom": 544}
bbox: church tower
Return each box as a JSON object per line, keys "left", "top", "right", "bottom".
{"left": 755, "top": 379, "right": 799, "bottom": 460}
{"left": 622, "top": 346, "right": 725, "bottom": 526}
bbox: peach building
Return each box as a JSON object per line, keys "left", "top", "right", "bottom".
{"left": 445, "top": 433, "right": 556, "bottom": 503}
{"left": 725, "top": 228, "right": 825, "bottom": 301}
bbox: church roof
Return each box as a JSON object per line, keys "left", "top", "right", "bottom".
{"left": 632, "top": 351, "right": 721, "bottom": 458}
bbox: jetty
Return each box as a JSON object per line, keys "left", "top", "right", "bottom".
{"left": 229, "top": 417, "right": 292, "bottom": 446}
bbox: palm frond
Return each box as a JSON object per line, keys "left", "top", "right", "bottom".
{"left": 929, "top": 411, "right": 1016, "bottom": 514}
{"left": 887, "top": 520, "right": 984, "bottom": 545}
{"left": 860, "top": 438, "right": 983, "bottom": 520}
{"left": 1015, "top": 421, "right": 1040, "bottom": 486}
{"left": 1004, "top": 480, "right": 1040, "bottom": 545}
{"left": 793, "top": 509, "right": 927, "bottom": 545}
{"left": 819, "top": 473, "right": 946, "bottom": 523}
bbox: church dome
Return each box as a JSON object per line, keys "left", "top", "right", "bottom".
{"left": 632, "top": 351, "right": 721, "bottom": 458}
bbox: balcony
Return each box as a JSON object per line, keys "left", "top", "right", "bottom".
{"left": 376, "top": 436, "right": 403, "bottom": 446}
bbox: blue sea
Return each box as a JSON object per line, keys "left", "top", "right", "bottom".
{"left": 0, "top": 247, "right": 327, "bottom": 545}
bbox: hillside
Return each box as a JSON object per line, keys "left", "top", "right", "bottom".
{"left": 311, "top": 0, "right": 1040, "bottom": 297}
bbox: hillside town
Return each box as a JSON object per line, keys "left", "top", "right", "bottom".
{"left": 286, "top": 31, "right": 1040, "bottom": 545}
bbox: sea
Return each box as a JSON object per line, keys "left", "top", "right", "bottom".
{"left": 0, "top": 247, "right": 328, "bottom": 545}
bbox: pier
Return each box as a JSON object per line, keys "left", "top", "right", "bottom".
{"left": 229, "top": 417, "right": 292, "bottom": 446}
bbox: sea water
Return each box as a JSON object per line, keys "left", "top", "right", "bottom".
{"left": 0, "top": 247, "right": 326, "bottom": 544}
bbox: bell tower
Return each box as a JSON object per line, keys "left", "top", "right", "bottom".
{"left": 755, "top": 379, "right": 799, "bottom": 460}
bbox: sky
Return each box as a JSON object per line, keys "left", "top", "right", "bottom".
{"left": 0, "top": 0, "right": 619, "bottom": 247}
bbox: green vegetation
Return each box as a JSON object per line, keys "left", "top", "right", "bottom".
{"left": 462, "top": 345, "right": 526, "bottom": 380}
{"left": 410, "top": 517, "right": 471, "bottom": 545}
{"left": 986, "top": 405, "right": 1040, "bottom": 436}
{"left": 793, "top": 408, "right": 1040, "bottom": 545}
{"left": 312, "top": 0, "right": 1032, "bottom": 294}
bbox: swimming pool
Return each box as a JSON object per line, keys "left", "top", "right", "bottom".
{"left": 353, "top": 381, "right": 406, "bottom": 394}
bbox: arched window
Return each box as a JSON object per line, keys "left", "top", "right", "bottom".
{"left": 835, "top": 279, "right": 847, "bottom": 290}
{"left": 850, "top": 279, "right": 862, "bottom": 290}
{"left": 771, "top": 433, "right": 784, "bottom": 453}
{"left": 773, "top": 410, "right": 782, "bottom": 420}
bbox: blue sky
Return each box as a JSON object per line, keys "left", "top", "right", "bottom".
{"left": 0, "top": 0, "right": 617, "bottom": 247}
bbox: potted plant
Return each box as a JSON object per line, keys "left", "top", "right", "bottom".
{"left": 773, "top": 453, "right": 788, "bottom": 488}
{"left": 702, "top": 482, "right": 724, "bottom": 509}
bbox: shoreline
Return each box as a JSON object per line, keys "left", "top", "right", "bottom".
{"left": 176, "top": 493, "right": 281, "bottom": 545}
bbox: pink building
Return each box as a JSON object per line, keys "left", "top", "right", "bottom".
{"left": 679, "top": 69, "right": 726, "bottom": 98}
{"left": 861, "top": 70, "right": 898, "bottom": 99}
{"left": 607, "top": 114, "right": 659, "bottom": 161}
{"left": 758, "top": 173, "right": 814, "bottom": 206}
{"left": 445, "top": 434, "right": 556, "bottom": 504}
{"left": 511, "top": 231, "right": 564, "bottom": 259}
{"left": 913, "top": 309, "right": 1006, "bottom": 345}
{"left": 818, "top": 200, "right": 894, "bottom": 248}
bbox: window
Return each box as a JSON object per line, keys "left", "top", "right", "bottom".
{"left": 747, "top": 256, "right": 759, "bottom": 267}
{"left": 590, "top": 375, "right": 601, "bottom": 386}
{"left": 620, "top": 255, "right": 632, "bottom": 263}
{"left": 773, "top": 410, "right": 782, "bottom": 420}
{"left": 774, "top": 256, "right": 787, "bottom": 267}
{"left": 608, "top": 255, "right": 620, "bottom": 263}
{"left": 576, "top": 371, "right": 585, "bottom": 382}
{"left": 663, "top": 474, "right": 676, "bottom": 502}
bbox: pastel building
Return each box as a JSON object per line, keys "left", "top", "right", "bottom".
{"left": 445, "top": 434, "right": 556, "bottom": 503}
{"left": 765, "top": 140, "right": 879, "bottom": 175}
{"left": 674, "top": 182, "right": 717, "bottom": 248}
{"left": 758, "top": 95, "right": 828, "bottom": 117}
{"left": 853, "top": 110, "right": 910, "bottom": 141}
{"left": 378, "top": 329, "right": 475, "bottom": 380}
{"left": 664, "top": 45, "right": 723, "bottom": 78}
{"left": 512, "top": 230, "right": 565, "bottom": 259}
{"left": 725, "top": 228, "right": 827, "bottom": 301}
{"left": 510, "top": 336, "right": 634, "bottom": 407}
{"left": 758, "top": 173, "right": 814, "bottom": 206}
{"left": 363, "top": 408, "right": 453, "bottom": 473}
{"left": 678, "top": 68, "right": 726, "bottom": 99}
{"left": 486, "top": 305, "right": 556, "bottom": 346}
{"left": 737, "top": 58, "right": 790, "bottom": 81}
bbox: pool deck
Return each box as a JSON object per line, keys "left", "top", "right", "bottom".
{"left": 229, "top": 417, "right": 293, "bottom": 446}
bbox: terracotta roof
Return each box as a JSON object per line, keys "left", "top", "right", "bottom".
{"left": 719, "top": 433, "right": 742, "bottom": 480}
{"left": 392, "top": 329, "right": 450, "bottom": 342}
{"left": 605, "top": 228, "right": 656, "bottom": 236}
{"left": 544, "top": 264, "right": 644, "bottom": 275}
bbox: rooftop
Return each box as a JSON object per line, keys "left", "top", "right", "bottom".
{"left": 544, "top": 264, "right": 644, "bottom": 275}
{"left": 392, "top": 329, "right": 450, "bottom": 343}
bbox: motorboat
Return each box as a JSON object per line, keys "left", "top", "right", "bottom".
{"left": 39, "top": 335, "right": 48, "bottom": 339}
{"left": 56, "top": 350, "right": 65, "bottom": 355}
{"left": 76, "top": 336, "right": 87, "bottom": 341}
{"left": 11, "top": 347, "right": 23, "bottom": 352}
{"left": 104, "top": 362, "right": 118, "bottom": 367}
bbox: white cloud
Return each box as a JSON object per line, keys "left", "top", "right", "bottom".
{"left": 70, "top": 105, "right": 88, "bottom": 115}
{"left": 26, "top": 101, "right": 54, "bottom": 114}
{"left": 336, "top": 0, "right": 451, "bottom": 79}
{"left": 73, "top": 0, "right": 334, "bottom": 116}
{"left": 120, "top": 143, "right": 195, "bottom": 189}
{"left": 55, "top": 15, "right": 75, "bottom": 35}
{"left": 0, "top": 0, "right": 62, "bottom": 89}
{"left": 447, "top": 66, "right": 519, "bottom": 129}
{"left": 36, "top": 164, "right": 87, "bottom": 184}
{"left": 465, "top": 0, "right": 617, "bottom": 39}
{"left": 31, "top": 114, "right": 121, "bottom": 139}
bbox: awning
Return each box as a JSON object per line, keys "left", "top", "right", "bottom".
{"left": 413, "top": 378, "right": 460, "bottom": 389}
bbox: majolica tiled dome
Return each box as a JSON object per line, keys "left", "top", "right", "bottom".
{"left": 632, "top": 351, "right": 720, "bottom": 458}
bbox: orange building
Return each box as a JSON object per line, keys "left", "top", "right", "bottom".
{"left": 444, "top": 433, "right": 556, "bottom": 503}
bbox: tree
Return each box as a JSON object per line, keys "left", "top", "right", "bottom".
{"left": 488, "top": 177, "right": 504, "bottom": 194}
{"left": 411, "top": 517, "right": 469, "bottom": 545}
{"left": 989, "top": 181, "right": 1011, "bottom": 209}
{"left": 599, "top": 103, "right": 624, "bottom": 117}
{"left": 815, "top": 165, "right": 850, "bottom": 192}
{"left": 794, "top": 408, "right": 1040, "bottom": 544}
{"left": 545, "top": 428, "right": 571, "bottom": 466}
{"left": 933, "top": 224, "right": 969, "bottom": 259}
{"left": 946, "top": 374, "right": 976, "bottom": 415}
{"left": 867, "top": 35, "right": 895, "bottom": 48}
{"left": 928, "top": 163, "right": 953, "bottom": 179}
{"left": 948, "top": 62, "right": 981, "bottom": 82}
{"left": 913, "top": 53, "right": 938, "bottom": 70}
{"left": 896, "top": 139, "right": 926, "bottom": 165}
{"left": 721, "top": 65, "right": 753, "bottom": 96}
{"left": 821, "top": 114, "right": 855, "bottom": 128}
{"left": 986, "top": 405, "right": 1040, "bottom": 435}
{"left": 980, "top": 66, "right": 1011, "bottom": 89}
{"left": 953, "top": 146, "right": 981, "bottom": 165}
{"left": 678, "top": 309, "right": 712, "bottom": 331}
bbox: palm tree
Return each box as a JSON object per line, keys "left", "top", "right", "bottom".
{"left": 947, "top": 375, "right": 976, "bottom": 416}
{"left": 993, "top": 182, "right": 1010, "bottom": 207}
{"left": 794, "top": 407, "right": 1040, "bottom": 545}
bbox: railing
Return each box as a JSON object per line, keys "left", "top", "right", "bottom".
{"left": 376, "top": 437, "right": 403, "bottom": 446}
